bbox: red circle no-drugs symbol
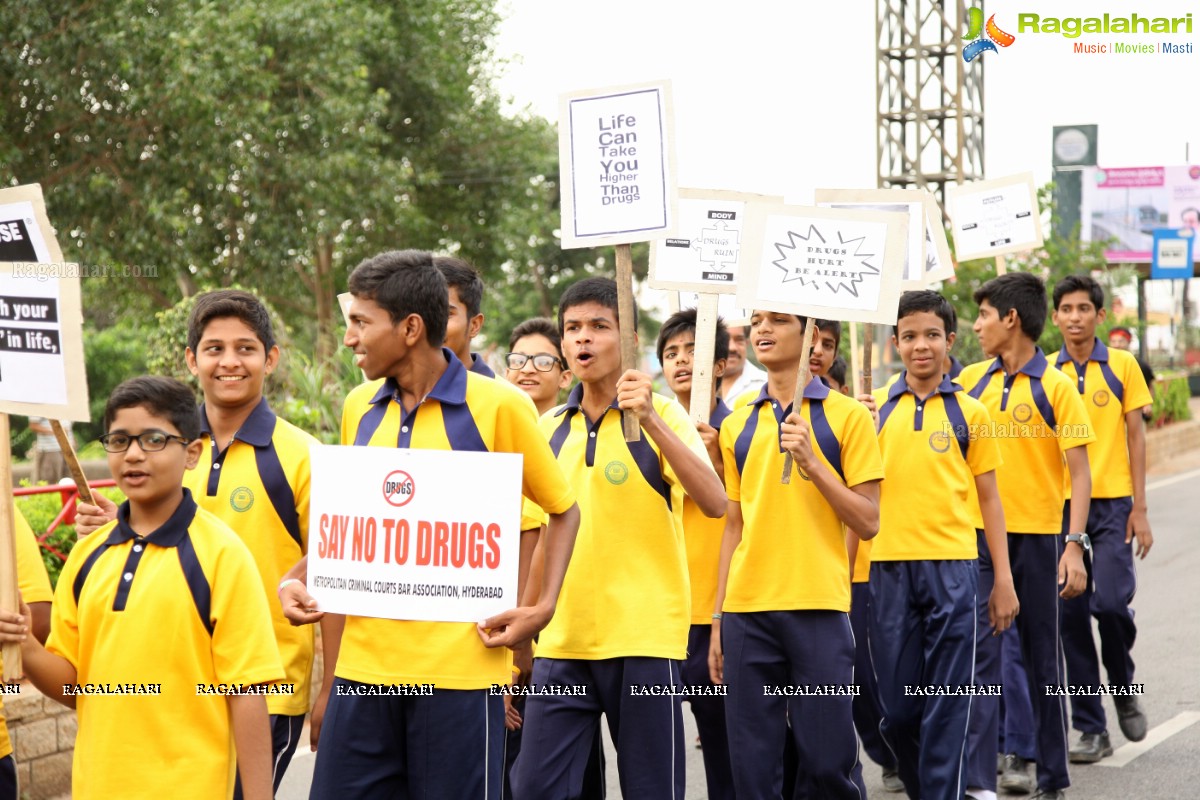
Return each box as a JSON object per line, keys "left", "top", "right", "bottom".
{"left": 382, "top": 470, "right": 416, "bottom": 507}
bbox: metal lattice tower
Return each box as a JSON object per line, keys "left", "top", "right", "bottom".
{"left": 876, "top": 0, "right": 984, "bottom": 214}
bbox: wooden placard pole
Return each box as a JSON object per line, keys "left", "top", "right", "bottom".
{"left": 861, "top": 323, "right": 874, "bottom": 395}
{"left": 688, "top": 293, "right": 720, "bottom": 425}
{"left": 780, "top": 318, "right": 817, "bottom": 484}
{"left": 50, "top": 420, "right": 94, "bottom": 506}
{"left": 614, "top": 244, "right": 642, "bottom": 442}
{"left": 0, "top": 414, "right": 22, "bottom": 681}
{"left": 994, "top": 254, "right": 1007, "bottom": 275}
{"left": 849, "top": 322, "right": 862, "bottom": 395}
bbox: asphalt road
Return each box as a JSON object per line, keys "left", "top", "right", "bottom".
{"left": 280, "top": 461, "right": 1200, "bottom": 799}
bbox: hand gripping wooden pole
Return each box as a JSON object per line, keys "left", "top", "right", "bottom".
{"left": 780, "top": 318, "right": 816, "bottom": 484}
{"left": 615, "top": 244, "right": 642, "bottom": 442}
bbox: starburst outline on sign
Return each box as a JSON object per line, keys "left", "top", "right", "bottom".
{"left": 771, "top": 225, "right": 882, "bottom": 298}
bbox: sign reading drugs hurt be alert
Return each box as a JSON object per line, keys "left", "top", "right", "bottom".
{"left": 307, "top": 444, "right": 522, "bottom": 623}
{"left": 558, "top": 80, "right": 677, "bottom": 249}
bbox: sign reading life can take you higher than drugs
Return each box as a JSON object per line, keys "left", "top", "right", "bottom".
{"left": 558, "top": 81, "right": 677, "bottom": 249}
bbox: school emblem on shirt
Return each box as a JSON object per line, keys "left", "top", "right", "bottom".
{"left": 1012, "top": 403, "right": 1033, "bottom": 423}
{"left": 230, "top": 487, "right": 255, "bottom": 512}
{"left": 604, "top": 460, "right": 629, "bottom": 485}
{"left": 928, "top": 431, "right": 952, "bottom": 453}
{"left": 1093, "top": 390, "right": 1110, "bottom": 407}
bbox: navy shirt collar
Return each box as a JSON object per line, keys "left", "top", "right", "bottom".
{"left": 981, "top": 347, "right": 1050, "bottom": 379}
{"left": 110, "top": 488, "right": 199, "bottom": 548}
{"left": 554, "top": 383, "right": 620, "bottom": 418}
{"left": 368, "top": 348, "right": 470, "bottom": 407}
{"left": 1056, "top": 337, "right": 1109, "bottom": 367}
{"left": 750, "top": 375, "right": 830, "bottom": 408}
{"left": 199, "top": 397, "right": 276, "bottom": 448}
{"left": 886, "top": 371, "right": 962, "bottom": 402}
{"left": 469, "top": 353, "right": 496, "bottom": 378}
{"left": 710, "top": 397, "right": 732, "bottom": 428}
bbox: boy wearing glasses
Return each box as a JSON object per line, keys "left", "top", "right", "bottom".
{"left": 0, "top": 376, "right": 283, "bottom": 800}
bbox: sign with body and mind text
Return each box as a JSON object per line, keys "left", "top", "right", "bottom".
{"left": 558, "top": 80, "right": 677, "bottom": 249}
{"left": 0, "top": 184, "right": 89, "bottom": 421}
{"left": 308, "top": 445, "right": 523, "bottom": 623}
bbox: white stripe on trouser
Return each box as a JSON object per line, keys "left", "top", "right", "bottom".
{"left": 841, "top": 613, "right": 866, "bottom": 800}
{"left": 271, "top": 715, "right": 294, "bottom": 786}
{"left": 667, "top": 659, "right": 678, "bottom": 800}
{"left": 956, "top": 583, "right": 978, "bottom": 799}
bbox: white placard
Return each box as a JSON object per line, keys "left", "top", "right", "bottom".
{"left": 815, "top": 189, "right": 925, "bottom": 288}
{"left": 737, "top": 203, "right": 907, "bottom": 325}
{"left": 947, "top": 173, "right": 1044, "bottom": 261}
{"left": 0, "top": 184, "right": 89, "bottom": 422}
{"left": 923, "top": 195, "right": 955, "bottom": 284}
{"left": 558, "top": 81, "right": 677, "bottom": 249}
{"left": 308, "top": 445, "right": 522, "bottom": 623}
{"left": 670, "top": 291, "right": 750, "bottom": 327}
{"left": 649, "top": 190, "right": 778, "bottom": 293}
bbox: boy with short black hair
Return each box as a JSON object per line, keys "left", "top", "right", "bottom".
{"left": 513, "top": 278, "right": 726, "bottom": 799}
{"left": 1051, "top": 274, "right": 1154, "bottom": 760}
{"left": 711, "top": 308, "right": 883, "bottom": 799}
{"left": 657, "top": 307, "right": 735, "bottom": 800}
{"left": 281, "top": 250, "right": 580, "bottom": 799}
{"left": 868, "top": 289, "right": 1018, "bottom": 799}
{"left": 435, "top": 255, "right": 494, "bottom": 376}
{"left": 959, "top": 271, "right": 1095, "bottom": 800}
{"left": 2, "top": 376, "right": 283, "bottom": 800}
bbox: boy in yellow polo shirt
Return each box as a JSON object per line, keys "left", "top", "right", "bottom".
{"left": 0, "top": 508, "right": 55, "bottom": 800}
{"left": 710, "top": 309, "right": 883, "bottom": 799}
{"left": 1051, "top": 275, "right": 1154, "bottom": 760}
{"left": 2, "top": 376, "right": 283, "bottom": 800}
{"left": 76, "top": 290, "right": 326, "bottom": 792}
{"left": 867, "top": 290, "right": 1018, "bottom": 799}
{"left": 280, "top": 250, "right": 580, "bottom": 799}
{"left": 959, "top": 272, "right": 1094, "bottom": 800}
{"left": 657, "top": 307, "right": 735, "bottom": 800}
{"left": 435, "top": 255, "right": 496, "bottom": 377}
{"left": 513, "top": 278, "right": 726, "bottom": 799}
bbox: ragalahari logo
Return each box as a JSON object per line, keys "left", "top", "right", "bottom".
{"left": 963, "top": 7, "right": 1016, "bottom": 62}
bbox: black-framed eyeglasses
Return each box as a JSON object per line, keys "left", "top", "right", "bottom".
{"left": 99, "top": 431, "right": 191, "bottom": 453}
{"left": 505, "top": 352, "right": 563, "bottom": 372}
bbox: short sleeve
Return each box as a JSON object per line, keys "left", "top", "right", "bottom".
{"left": 839, "top": 402, "right": 885, "bottom": 488}
{"left": 1118, "top": 353, "right": 1153, "bottom": 413}
{"left": 14, "top": 508, "right": 53, "bottom": 604}
{"left": 495, "top": 393, "right": 576, "bottom": 516}
{"left": 656, "top": 396, "right": 714, "bottom": 489}
{"left": 1051, "top": 374, "right": 1096, "bottom": 452}
{"left": 521, "top": 497, "right": 548, "bottom": 531}
{"left": 964, "top": 400, "right": 1002, "bottom": 476}
{"left": 44, "top": 527, "right": 101, "bottom": 670}
{"left": 210, "top": 538, "right": 286, "bottom": 686}
{"left": 719, "top": 417, "right": 743, "bottom": 503}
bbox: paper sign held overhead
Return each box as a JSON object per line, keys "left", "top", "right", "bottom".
{"left": 0, "top": 184, "right": 89, "bottom": 422}
{"left": 737, "top": 203, "right": 908, "bottom": 325}
{"left": 558, "top": 81, "right": 677, "bottom": 249}
{"left": 815, "top": 189, "right": 925, "bottom": 289}
{"left": 946, "top": 172, "right": 1044, "bottom": 261}
{"left": 307, "top": 445, "right": 523, "bottom": 623}
{"left": 649, "top": 189, "right": 780, "bottom": 293}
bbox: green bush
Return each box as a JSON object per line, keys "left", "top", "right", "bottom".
{"left": 1151, "top": 374, "right": 1193, "bottom": 427}
{"left": 16, "top": 485, "right": 126, "bottom": 588}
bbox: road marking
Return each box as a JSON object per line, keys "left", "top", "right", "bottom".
{"left": 1096, "top": 711, "right": 1200, "bottom": 767}
{"left": 1147, "top": 467, "right": 1200, "bottom": 493}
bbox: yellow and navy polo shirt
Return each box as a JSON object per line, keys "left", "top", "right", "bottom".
{"left": 871, "top": 373, "right": 1002, "bottom": 561}
{"left": 521, "top": 496, "right": 548, "bottom": 532}
{"left": 684, "top": 399, "right": 732, "bottom": 624}
{"left": 1054, "top": 339, "right": 1153, "bottom": 500}
{"left": 48, "top": 491, "right": 284, "bottom": 800}
{"left": 337, "top": 350, "right": 576, "bottom": 690}
{"left": 186, "top": 397, "right": 318, "bottom": 717}
{"left": 851, "top": 531, "right": 871, "bottom": 584}
{"left": 719, "top": 379, "right": 884, "bottom": 613}
{"left": 535, "top": 385, "right": 711, "bottom": 660}
{"left": 882, "top": 356, "right": 965, "bottom": 391}
{"left": 0, "top": 508, "right": 55, "bottom": 760}
{"left": 469, "top": 352, "right": 496, "bottom": 378}
{"left": 958, "top": 349, "right": 1095, "bottom": 534}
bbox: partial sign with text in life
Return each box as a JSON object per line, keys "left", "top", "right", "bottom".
{"left": 558, "top": 81, "right": 677, "bottom": 249}
{"left": 0, "top": 184, "right": 89, "bottom": 421}
{"left": 308, "top": 445, "right": 522, "bottom": 623}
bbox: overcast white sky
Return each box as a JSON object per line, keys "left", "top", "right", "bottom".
{"left": 494, "top": 0, "right": 1199, "bottom": 200}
